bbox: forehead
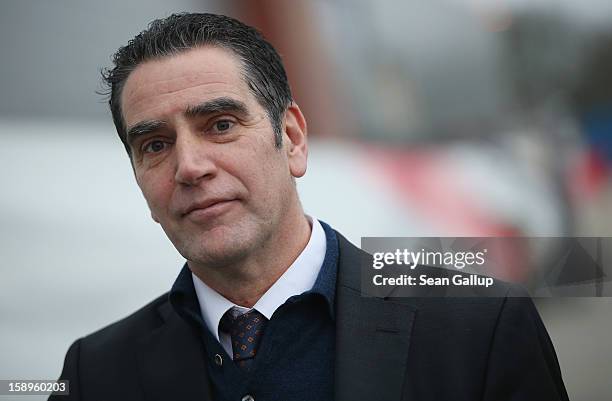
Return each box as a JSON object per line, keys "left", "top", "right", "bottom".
{"left": 121, "top": 46, "right": 251, "bottom": 127}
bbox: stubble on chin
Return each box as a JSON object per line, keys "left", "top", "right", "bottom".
{"left": 177, "top": 218, "right": 271, "bottom": 270}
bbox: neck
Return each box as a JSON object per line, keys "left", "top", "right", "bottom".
{"left": 189, "top": 210, "right": 312, "bottom": 308}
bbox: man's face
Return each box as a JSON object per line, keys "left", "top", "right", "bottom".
{"left": 121, "top": 46, "right": 307, "bottom": 268}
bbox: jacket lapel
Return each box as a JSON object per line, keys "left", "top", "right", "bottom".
{"left": 334, "top": 233, "right": 417, "bottom": 401}
{"left": 136, "top": 302, "right": 213, "bottom": 401}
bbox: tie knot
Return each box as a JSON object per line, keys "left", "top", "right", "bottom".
{"left": 219, "top": 309, "right": 268, "bottom": 370}
{"left": 219, "top": 309, "right": 266, "bottom": 332}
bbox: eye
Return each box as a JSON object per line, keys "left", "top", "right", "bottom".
{"left": 212, "top": 119, "right": 234, "bottom": 134}
{"left": 142, "top": 140, "right": 168, "bottom": 154}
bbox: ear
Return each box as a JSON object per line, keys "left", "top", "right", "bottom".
{"left": 283, "top": 102, "right": 308, "bottom": 178}
{"left": 151, "top": 211, "right": 160, "bottom": 223}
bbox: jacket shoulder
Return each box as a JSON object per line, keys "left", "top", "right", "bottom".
{"left": 334, "top": 228, "right": 516, "bottom": 301}
{"left": 80, "top": 292, "right": 170, "bottom": 350}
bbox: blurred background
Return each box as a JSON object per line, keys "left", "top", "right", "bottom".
{"left": 1, "top": 0, "right": 611, "bottom": 399}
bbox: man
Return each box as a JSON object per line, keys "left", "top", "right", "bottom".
{"left": 51, "top": 13, "right": 569, "bottom": 401}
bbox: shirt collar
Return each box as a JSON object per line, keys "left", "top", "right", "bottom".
{"left": 191, "top": 216, "right": 327, "bottom": 340}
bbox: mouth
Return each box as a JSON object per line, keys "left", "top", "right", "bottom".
{"left": 182, "top": 199, "right": 238, "bottom": 221}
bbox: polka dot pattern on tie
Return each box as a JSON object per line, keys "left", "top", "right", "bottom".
{"left": 219, "top": 309, "right": 268, "bottom": 371}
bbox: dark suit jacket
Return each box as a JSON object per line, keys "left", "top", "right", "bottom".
{"left": 51, "top": 231, "right": 569, "bottom": 401}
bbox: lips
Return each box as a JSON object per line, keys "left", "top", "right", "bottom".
{"left": 182, "top": 198, "right": 237, "bottom": 216}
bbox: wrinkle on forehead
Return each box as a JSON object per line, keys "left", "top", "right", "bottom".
{"left": 125, "top": 82, "right": 246, "bottom": 126}
{"left": 121, "top": 47, "right": 252, "bottom": 126}
{"left": 124, "top": 72, "right": 233, "bottom": 103}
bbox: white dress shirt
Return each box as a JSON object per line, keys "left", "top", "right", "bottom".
{"left": 192, "top": 216, "right": 327, "bottom": 358}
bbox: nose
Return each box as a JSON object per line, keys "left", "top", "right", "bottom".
{"left": 174, "top": 129, "right": 217, "bottom": 186}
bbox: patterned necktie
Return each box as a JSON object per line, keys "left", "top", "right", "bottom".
{"left": 219, "top": 309, "right": 268, "bottom": 371}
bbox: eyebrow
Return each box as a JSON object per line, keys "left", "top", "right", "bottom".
{"left": 185, "top": 97, "right": 249, "bottom": 118}
{"left": 125, "top": 97, "right": 250, "bottom": 147}
{"left": 126, "top": 120, "right": 167, "bottom": 146}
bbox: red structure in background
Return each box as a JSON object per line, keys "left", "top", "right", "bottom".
{"left": 234, "top": 1, "right": 356, "bottom": 139}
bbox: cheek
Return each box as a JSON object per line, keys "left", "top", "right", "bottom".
{"left": 252, "top": 152, "right": 293, "bottom": 204}
{"left": 224, "top": 139, "right": 272, "bottom": 182}
{"left": 246, "top": 147, "right": 285, "bottom": 185}
{"left": 137, "top": 173, "right": 174, "bottom": 214}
